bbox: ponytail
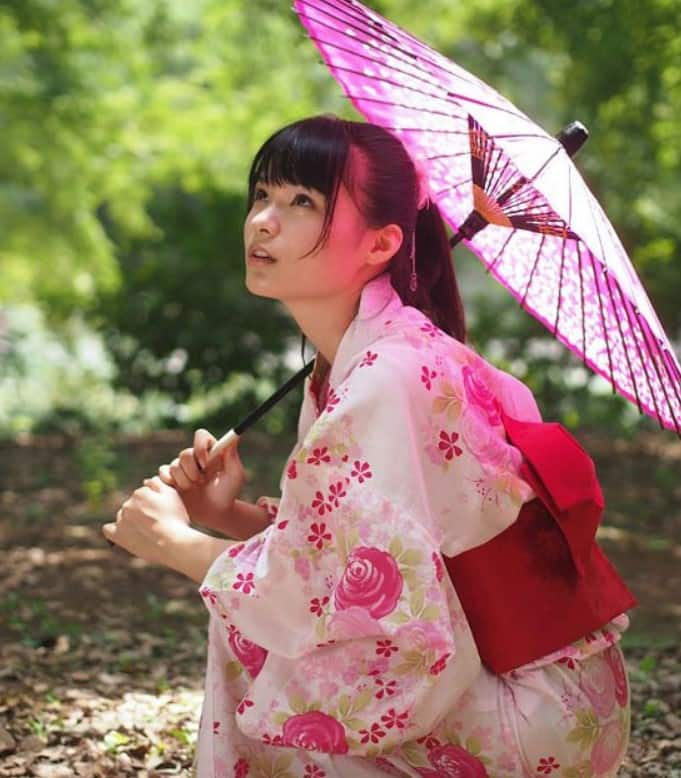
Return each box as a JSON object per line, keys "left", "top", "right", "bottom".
{"left": 389, "top": 199, "right": 467, "bottom": 344}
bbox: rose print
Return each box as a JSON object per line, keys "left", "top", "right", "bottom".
{"left": 228, "top": 629, "right": 267, "bottom": 679}
{"left": 590, "top": 720, "right": 626, "bottom": 775}
{"left": 334, "top": 547, "right": 404, "bottom": 619}
{"left": 281, "top": 711, "right": 349, "bottom": 754}
{"left": 428, "top": 744, "right": 488, "bottom": 776}
{"left": 604, "top": 645, "right": 629, "bottom": 708}
{"left": 461, "top": 363, "right": 502, "bottom": 426}
{"left": 326, "top": 606, "right": 383, "bottom": 640}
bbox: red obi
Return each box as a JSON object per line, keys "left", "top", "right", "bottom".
{"left": 443, "top": 407, "right": 637, "bottom": 675}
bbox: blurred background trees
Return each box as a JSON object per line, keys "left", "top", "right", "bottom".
{"left": 1, "top": 0, "right": 679, "bottom": 439}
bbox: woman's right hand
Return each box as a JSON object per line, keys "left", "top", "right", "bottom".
{"left": 157, "top": 429, "right": 245, "bottom": 533}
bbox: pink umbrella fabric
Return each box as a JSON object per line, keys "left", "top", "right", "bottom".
{"left": 293, "top": 0, "right": 681, "bottom": 435}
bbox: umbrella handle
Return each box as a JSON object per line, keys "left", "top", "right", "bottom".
{"left": 206, "top": 428, "right": 241, "bottom": 464}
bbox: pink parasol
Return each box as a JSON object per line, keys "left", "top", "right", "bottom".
{"left": 292, "top": 0, "right": 681, "bottom": 436}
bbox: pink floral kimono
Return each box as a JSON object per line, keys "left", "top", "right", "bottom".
{"left": 194, "top": 272, "right": 631, "bottom": 777}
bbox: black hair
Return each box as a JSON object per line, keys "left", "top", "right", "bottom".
{"left": 246, "top": 114, "right": 466, "bottom": 358}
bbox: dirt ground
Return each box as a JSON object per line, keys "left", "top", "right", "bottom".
{"left": 0, "top": 425, "right": 680, "bottom": 776}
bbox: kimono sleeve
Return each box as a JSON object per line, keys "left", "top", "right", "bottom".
{"left": 199, "top": 349, "right": 483, "bottom": 756}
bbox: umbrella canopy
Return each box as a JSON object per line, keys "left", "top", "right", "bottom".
{"left": 292, "top": 0, "right": 681, "bottom": 436}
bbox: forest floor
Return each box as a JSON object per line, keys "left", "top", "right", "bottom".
{"left": 0, "top": 424, "right": 680, "bottom": 777}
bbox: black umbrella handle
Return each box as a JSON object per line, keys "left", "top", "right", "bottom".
{"left": 206, "top": 358, "right": 316, "bottom": 463}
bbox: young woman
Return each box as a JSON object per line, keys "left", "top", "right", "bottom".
{"left": 104, "top": 115, "right": 635, "bottom": 777}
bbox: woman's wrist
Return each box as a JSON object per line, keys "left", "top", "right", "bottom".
{"left": 167, "top": 524, "right": 240, "bottom": 584}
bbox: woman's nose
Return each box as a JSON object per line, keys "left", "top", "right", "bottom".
{"left": 250, "top": 205, "right": 279, "bottom": 235}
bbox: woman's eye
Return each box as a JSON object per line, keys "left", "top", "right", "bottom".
{"left": 293, "top": 194, "right": 313, "bottom": 207}
{"left": 253, "top": 188, "right": 267, "bottom": 201}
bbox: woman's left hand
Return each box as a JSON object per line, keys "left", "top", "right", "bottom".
{"left": 103, "top": 476, "right": 192, "bottom": 567}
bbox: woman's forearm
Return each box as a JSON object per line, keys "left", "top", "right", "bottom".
{"left": 220, "top": 499, "right": 272, "bottom": 540}
{"left": 167, "top": 526, "right": 240, "bottom": 584}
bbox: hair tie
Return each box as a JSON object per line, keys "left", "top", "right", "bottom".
{"left": 413, "top": 155, "right": 431, "bottom": 211}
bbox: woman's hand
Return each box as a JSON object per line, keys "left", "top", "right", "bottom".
{"left": 103, "top": 477, "right": 192, "bottom": 566}
{"left": 157, "top": 429, "right": 245, "bottom": 532}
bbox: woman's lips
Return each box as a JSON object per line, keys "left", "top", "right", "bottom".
{"left": 248, "top": 253, "right": 276, "bottom": 264}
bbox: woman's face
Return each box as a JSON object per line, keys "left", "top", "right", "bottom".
{"left": 242, "top": 168, "right": 374, "bottom": 304}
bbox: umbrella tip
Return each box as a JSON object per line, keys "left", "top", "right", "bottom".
{"left": 557, "top": 121, "right": 589, "bottom": 158}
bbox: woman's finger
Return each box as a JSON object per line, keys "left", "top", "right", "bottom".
{"left": 143, "top": 476, "right": 163, "bottom": 493}
{"left": 178, "top": 448, "right": 202, "bottom": 483}
{"left": 158, "top": 464, "right": 175, "bottom": 486}
{"left": 193, "top": 428, "right": 216, "bottom": 472}
{"left": 169, "top": 457, "right": 192, "bottom": 491}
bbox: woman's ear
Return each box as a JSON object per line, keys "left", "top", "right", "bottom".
{"left": 366, "top": 223, "right": 403, "bottom": 266}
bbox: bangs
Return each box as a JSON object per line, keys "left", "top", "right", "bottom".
{"left": 245, "top": 116, "right": 355, "bottom": 253}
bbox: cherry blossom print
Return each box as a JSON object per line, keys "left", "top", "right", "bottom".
{"left": 373, "top": 676, "right": 398, "bottom": 699}
{"left": 579, "top": 653, "right": 616, "bottom": 718}
{"left": 308, "top": 522, "right": 333, "bottom": 550}
{"left": 590, "top": 720, "right": 626, "bottom": 775}
{"left": 359, "top": 722, "right": 386, "bottom": 744}
{"left": 200, "top": 586, "right": 217, "bottom": 606}
{"left": 439, "top": 430, "right": 463, "bottom": 461}
{"left": 351, "top": 459, "right": 373, "bottom": 483}
{"left": 281, "top": 711, "right": 349, "bottom": 754}
{"left": 432, "top": 551, "right": 445, "bottom": 582}
{"left": 373, "top": 757, "right": 405, "bottom": 776}
{"left": 286, "top": 459, "right": 298, "bottom": 479}
{"left": 307, "top": 447, "right": 332, "bottom": 466}
{"left": 311, "top": 490, "right": 333, "bottom": 516}
{"left": 227, "top": 543, "right": 246, "bottom": 558}
{"left": 375, "top": 639, "right": 399, "bottom": 657}
{"left": 420, "top": 321, "right": 441, "bottom": 338}
{"left": 304, "top": 765, "right": 327, "bottom": 778}
{"left": 421, "top": 365, "right": 438, "bottom": 390}
{"left": 426, "top": 744, "right": 489, "bottom": 777}
{"left": 261, "top": 733, "right": 284, "bottom": 746}
{"left": 309, "top": 595, "right": 330, "bottom": 617}
{"left": 604, "top": 645, "right": 629, "bottom": 707}
{"left": 461, "top": 363, "right": 502, "bottom": 427}
{"left": 232, "top": 572, "right": 255, "bottom": 595}
{"left": 360, "top": 350, "right": 378, "bottom": 367}
{"left": 429, "top": 652, "right": 451, "bottom": 676}
{"left": 213, "top": 720, "right": 220, "bottom": 734}
{"left": 234, "top": 757, "right": 250, "bottom": 778}
{"left": 334, "top": 547, "right": 404, "bottom": 618}
{"left": 236, "top": 697, "right": 254, "bottom": 715}
{"left": 432, "top": 378, "right": 464, "bottom": 422}
{"left": 380, "top": 708, "right": 409, "bottom": 730}
{"left": 323, "top": 387, "right": 340, "bottom": 413}
{"left": 536, "top": 755, "right": 560, "bottom": 774}
{"left": 227, "top": 628, "right": 267, "bottom": 679}
{"left": 328, "top": 480, "right": 347, "bottom": 507}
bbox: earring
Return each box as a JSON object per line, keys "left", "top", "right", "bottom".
{"left": 409, "top": 229, "right": 418, "bottom": 292}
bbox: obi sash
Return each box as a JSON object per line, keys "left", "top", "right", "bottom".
{"left": 443, "top": 407, "right": 637, "bottom": 674}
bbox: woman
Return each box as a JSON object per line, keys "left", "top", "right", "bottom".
{"left": 103, "top": 115, "right": 635, "bottom": 777}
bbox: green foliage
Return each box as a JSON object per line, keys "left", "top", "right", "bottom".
{"left": 1, "top": 0, "right": 679, "bottom": 436}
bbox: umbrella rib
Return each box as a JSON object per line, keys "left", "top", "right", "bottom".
{"left": 300, "top": 1, "right": 510, "bottom": 97}
{"left": 577, "top": 241, "right": 587, "bottom": 356}
{"left": 520, "top": 234, "right": 546, "bottom": 309}
{"left": 632, "top": 309, "right": 681, "bottom": 433}
{"left": 553, "top": 235, "right": 567, "bottom": 335}
{"left": 586, "top": 250, "right": 617, "bottom": 397}
{"left": 525, "top": 145, "right": 562, "bottom": 185}
{"left": 433, "top": 177, "right": 473, "bottom": 199}
{"left": 612, "top": 278, "right": 661, "bottom": 421}
{"left": 486, "top": 230, "right": 517, "bottom": 276}
{"left": 602, "top": 268, "right": 643, "bottom": 413}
